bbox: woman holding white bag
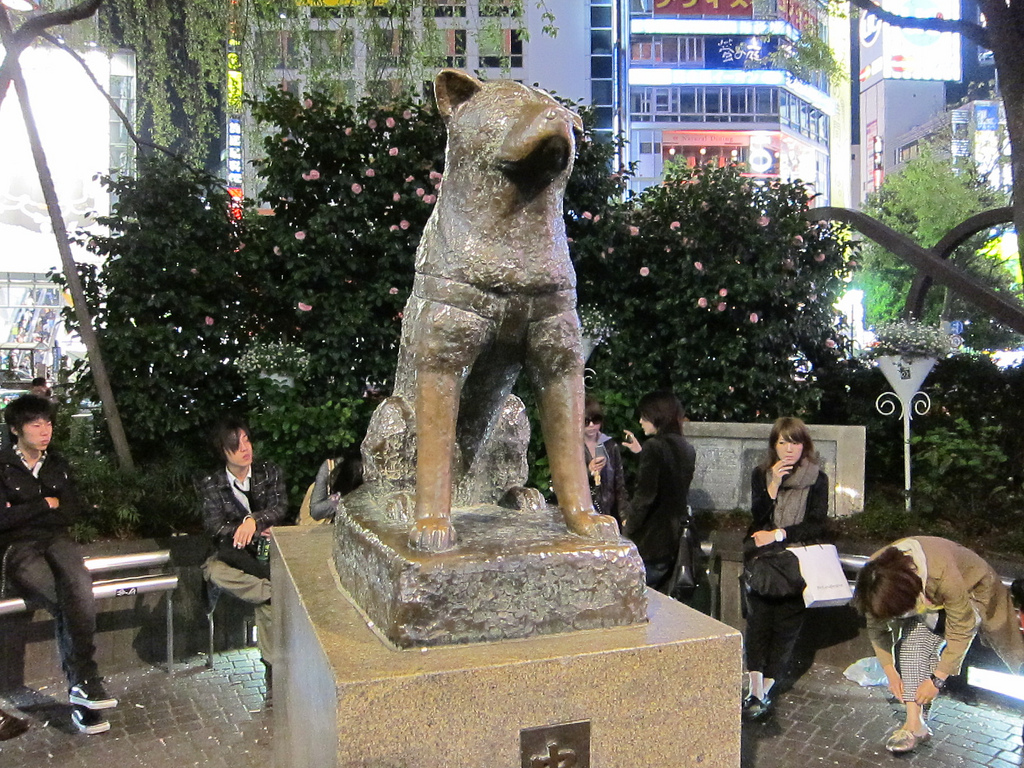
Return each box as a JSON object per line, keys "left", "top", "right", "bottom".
{"left": 742, "top": 417, "right": 830, "bottom": 722}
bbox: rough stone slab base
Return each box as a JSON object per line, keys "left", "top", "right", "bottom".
{"left": 273, "top": 528, "right": 743, "bottom": 768}
{"left": 332, "top": 488, "right": 646, "bottom": 647}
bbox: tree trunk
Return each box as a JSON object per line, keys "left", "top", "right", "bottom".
{"left": 6, "top": 46, "right": 135, "bottom": 470}
{"left": 979, "top": 0, "right": 1024, "bottom": 279}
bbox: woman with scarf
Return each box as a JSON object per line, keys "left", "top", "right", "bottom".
{"left": 853, "top": 537, "right": 1024, "bottom": 753}
{"left": 742, "top": 417, "right": 829, "bottom": 722}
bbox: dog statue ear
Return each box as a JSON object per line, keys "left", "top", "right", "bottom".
{"left": 434, "top": 69, "right": 482, "bottom": 120}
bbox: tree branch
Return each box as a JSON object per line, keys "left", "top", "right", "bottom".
{"left": 0, "top": 0, "right": 104, "bottom": 114}
{"left": 848, "top": 0, "right": 990, "bottom": 50}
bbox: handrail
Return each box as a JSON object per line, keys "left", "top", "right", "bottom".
{"left": 838, "top": 551, "right": 1016, "bottom": 589}
{"left": 84, "top": 550, "right": 171, "bottom": 574}
{"left": 0, "top": 574, "right": 179, "bottom": 616}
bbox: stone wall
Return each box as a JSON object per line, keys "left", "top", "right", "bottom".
{"left": 684, "top": 422, "right": 866, "bottom": 517}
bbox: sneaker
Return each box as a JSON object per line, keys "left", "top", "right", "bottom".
{"left": 69, "top": 679, "right": 118, "bottom": 710}
{"left": 71, "top": 706, "right": 110, "bottom": 735}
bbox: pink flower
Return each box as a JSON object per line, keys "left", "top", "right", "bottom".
{"left": 190, "top": 268, "right": 198, "bottom": 274}
{"left": 416, "top": 188, "right": 425, "bottom": 197}
{"left": 719, "top": 288, "right": 728, "bottom": 297}
{"left": 344, "top": 127, "right": 352, "bottom": 136}
{"left": 392, "top": 192, "right": 401, "bottom": 202}
{"left": 701, "top": 201, "right": 710, "bottom": 211}
{"left": 405, "top": 175, "right": 414, "bottom": 182}
{"left": 273, "top": 246, "right": 282, "bottom": 255}
{"left": 849, "top": 260, "right": 859, "bottom": 268}
{"left": 390, "top": 225, "right": 399, "bottom": 231}
{"left": 204, "top": 316, "right": 214, "bottom": 326}
{"left": 698, "top": 297, "right": 708, "bottom": 308}
{"left": 298, "top": 302, "right": 312, "bottom": 312}
{"left": 403, "top": 110, "right": 412, "bottom": 119}
{"left": 792, "top": 235, "right": 804, "bottom": 245}
{"left": 717, "top": 302, "right": 726, "bottom": 312}
{"left": 670, "top": 221, "right": 680, "bottom": 230}
{"left": 749, "top": 313, "right": 759, "bottom": 323}
{"left": 664, "top": 247, "right": 672, "bottom": 253}
{"left": 367, "top": 119, "right": 377, "bottom": 129}
{"left": 606, "top": 247, "right": 615, "bottom": 254}
{"left": 390, "top": 148, "right": 400, "bottom": 156}
{"left": 757, "top": 215, "right": 770, "bottom": 226}
{"left": 303, "top": 98, "right": 313, "bottom": 109}
{"left": 385, "top": 117, "right": 396, "bottom": 128}
{"left": 639, "top": 266, "right": 650, "bottom": 276}
{"left": 400, "top": 220, "right": 410, "bottom": 230}
{"left": 582, "top": 211, "right": 593, "bottom": 220}
{"left": 295, "top": 231, "right": 306, "bottom": 241}
{"left": 308, "top": 169, "right": 320, "bottom": 180}
{"left": 694, "top": 262, "right": 703, "bottom": 271}
{"left": 429, "top": 170, "right": 443, "bottom": 182}
{"left": 351, "top": 183, "right": 362, "bottom": 194}
{"left": 423, "top": 194, "right": 436, "bottom": 204}
{"left": 629, "top": 226, "right": 640, "bottom": 236}
{"left": 389, "top": 287, "right": 399, "bottom": 295}
{"left": 593, "top": 215, "right": 601, "bottom": 223}
{"left": 814, "top": 253, "right": 826, "bottom": 262}
{"left": 365, "top": 168, "right": 376, "bottom": 177}
{"left": 826, "top": 339, "right": 837, "bottom": 349}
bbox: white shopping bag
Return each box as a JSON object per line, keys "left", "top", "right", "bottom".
{"left": 788, "top": 543, "right": 854, "bottom": 608}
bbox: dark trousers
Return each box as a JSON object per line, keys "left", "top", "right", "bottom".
{"left": 644, "top": 558, "right": 674, "bottom": 593}
{"left": 4, "top": 537, "right": 99, "bottom": 685}
{"left": 744, "top": 591, "right": 806, "bottom": 680}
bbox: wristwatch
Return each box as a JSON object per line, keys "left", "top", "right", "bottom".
{"left": 930, "top": 674, "right": 946, "bottom": 690}
{"left": 774, "top": 529, "right": 785, "bottom": 543}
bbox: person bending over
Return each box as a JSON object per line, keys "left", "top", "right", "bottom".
{"left": 853, "top": 536, "right": 1024, "bottom": 754}
{"left": 198, "top": 416, "right": 287, "bottom": 685}
{"left": 0, "top": 394, "right": 117, "bottom": 735}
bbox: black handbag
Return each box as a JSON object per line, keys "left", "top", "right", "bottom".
{"left": 666, "top": 525, "right": 701, "bottom": 601}
{"left": 743, "top": 544, "right": 804, "bottom": 598}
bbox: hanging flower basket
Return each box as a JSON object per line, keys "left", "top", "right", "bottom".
{"left": 864, "top": 321, "right": 949, "bottom": 361}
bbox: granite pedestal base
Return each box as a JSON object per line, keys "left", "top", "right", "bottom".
{"left": 273, "top": 527, "right": 742, "bottom": 768}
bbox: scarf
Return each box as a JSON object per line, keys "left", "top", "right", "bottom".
{"left": 773, "top": 460, "right": 820, "bottom": 529}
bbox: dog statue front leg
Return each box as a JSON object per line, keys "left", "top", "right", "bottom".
{"left": 538, "top": 374, "right": 620, "bottom": 542}
{"left": 409, "top": 369, "right": 459, "bottom": 552}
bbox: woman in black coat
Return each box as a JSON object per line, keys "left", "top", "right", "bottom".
{"left": 622, "top": 391, "right": 696, "bottom": 592}
{"left": 582, "top": 398, "right": 630, "bottom": 527}
{"left": 742, "top": 416, "right": 829, "bottom": 721}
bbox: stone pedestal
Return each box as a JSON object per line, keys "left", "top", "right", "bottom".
{"left": 273, "top": 527, "right": 742, "bottom": 768}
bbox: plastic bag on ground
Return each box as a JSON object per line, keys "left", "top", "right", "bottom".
{"left": 844, "top": 656, "right": 888, "bottom": 687}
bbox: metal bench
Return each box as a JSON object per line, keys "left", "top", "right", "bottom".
{"left": 0, "top": 549, "right": 178, "bottom": 673}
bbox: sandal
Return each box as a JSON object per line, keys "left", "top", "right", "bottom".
{"left": 885, "top": 726, "right": 932, "bottom": 754}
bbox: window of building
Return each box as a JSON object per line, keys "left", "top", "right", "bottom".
{"left": 310, "top": 29, "right": 354, "bottom": 69}
{"left": 630, "top": 85, "right": 781, "bottom": 125}
{"left": 479, "top": 29, "right": 523, "bottom": 68}
{"left": 631, "top": 35, "right": 704, "bottom": 67}
{"left": 433, "top": 0, "right": 467, "bottom": 17}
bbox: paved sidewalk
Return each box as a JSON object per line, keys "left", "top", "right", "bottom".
{"left": 1, "top": 651, "right": 1021, "bottom": 766}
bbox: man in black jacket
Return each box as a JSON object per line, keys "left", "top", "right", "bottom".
{"left": 0, "top": 395, "right": 116, "bottom": 735}
{"left": 198, "top": 416, "right": 287, "bottom": 685}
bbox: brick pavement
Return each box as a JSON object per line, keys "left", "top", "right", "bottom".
{"left": 1, "top": 650, "right": 1021, "bottom": 767}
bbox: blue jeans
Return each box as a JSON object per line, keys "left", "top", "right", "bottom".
{"left": 4, "top": 537, "right": 99, "bottom": 685}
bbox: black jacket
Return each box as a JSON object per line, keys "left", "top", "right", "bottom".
{"left": 745, "top": 465, "right": 830, "bottom": 553}
{"left": 624, "top": 433, "right": 696, "bottom": 564}
{"left": 0, "top": 447, "right": 79, "bottom": 548}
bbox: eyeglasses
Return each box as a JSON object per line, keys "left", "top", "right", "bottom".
{"left": 584, "top": 418, "right": 602, "bottom": 425}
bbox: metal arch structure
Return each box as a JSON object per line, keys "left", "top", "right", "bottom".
{"left": 803, "top": 207, "right": 1024, "bottom": 334}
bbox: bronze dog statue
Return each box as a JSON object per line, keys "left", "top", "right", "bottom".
{"left": 361, "top": 69, "right": 618, "bottom": 552}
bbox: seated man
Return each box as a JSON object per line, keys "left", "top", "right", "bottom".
{"left": 0, "top": 395, "right": 117, "bottom": 735}
{"left": 198, "top": 416, "right": 286, "bottom": 684}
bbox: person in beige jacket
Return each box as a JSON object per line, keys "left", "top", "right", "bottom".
{"left": 853, "top": 536, "right": 1024, "bottom": 754}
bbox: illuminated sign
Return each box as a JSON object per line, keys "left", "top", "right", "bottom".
{"left": 704, "top": 36, "right": 781, "bottom": 68}
{"left": 860, "top": 0, "right": 962, "bottom": 83}
{"left": 654, "top": 0, "right": 753, "bottom": 19}
{"left": 226, "top": 117, "right": 243, "bottom": 189}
